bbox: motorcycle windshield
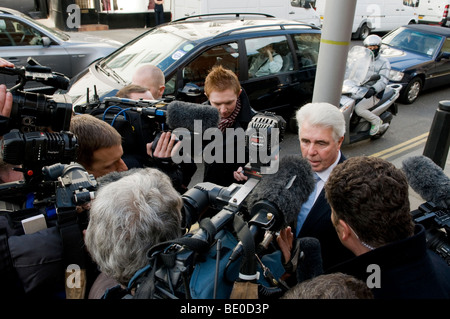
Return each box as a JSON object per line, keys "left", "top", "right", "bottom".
{"left": 344, "top": 46, "right": 374, "bottom": 86}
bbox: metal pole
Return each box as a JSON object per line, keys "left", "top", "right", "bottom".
{"left": 423, "top": 100, "right": 450, "bottom": 169}
{"left": 312, "top": 0, "right": 357, "bottom": 106}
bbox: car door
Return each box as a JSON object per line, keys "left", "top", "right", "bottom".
{"left": 241, "top": 35, "right": 296, "bottom": 115}
{"left": 241, "top": 33, "right": 318, "bottom": 119}
{"left": 428, "top": 35, "right": 450, "bottom": 88}
{"left": 0, "top": 17, "right": 71, "bottom": 90}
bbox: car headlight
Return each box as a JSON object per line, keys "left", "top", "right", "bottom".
{"left": 388, "top": 70, "right": 404, "bottom": 82}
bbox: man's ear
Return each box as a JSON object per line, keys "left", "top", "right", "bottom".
{"left": 338, "top": 219, "right": 352, "bottom": 242}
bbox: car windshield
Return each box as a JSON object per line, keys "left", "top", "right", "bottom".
{"left": 383, "top": 27, "right": 443, "bottom": 57}
{"left": 99, "top": 27, "right": 197, "bottom": 82}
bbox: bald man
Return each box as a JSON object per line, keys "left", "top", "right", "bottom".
{"left": 132, "top": 64, "right": 165, "bottom": 99}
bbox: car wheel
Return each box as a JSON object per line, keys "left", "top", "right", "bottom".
{"left": 400, "top": 77, "right": 422, "bottom": 104}
{"left": 359, "top": 24, "right": 370, "bottom": 40}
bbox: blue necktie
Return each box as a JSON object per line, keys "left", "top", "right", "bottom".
{"left": 296, "top": 173, "right": 320, "bottom": 237}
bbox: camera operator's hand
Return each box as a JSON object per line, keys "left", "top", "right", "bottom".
{"left": 233, "top": 166, "right": 248, "bottom": 182}
{"left": 0, "top": 57, "right": 14, "bottom": 68}
{"left": 147, "top": 131, "right": 181, "bottom": 159}
{"left": 277, "top": 226, "right": 294, "bottom": 264}
{"left": 0, "top": 84, "right": 13, "bottom": 119}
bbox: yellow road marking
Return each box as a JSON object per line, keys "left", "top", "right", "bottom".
{"left": 370, "top": 132, "right": 429, "bottom": 160}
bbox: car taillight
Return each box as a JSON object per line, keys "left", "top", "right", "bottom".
{"left": 443, "top": 4, "right": 449, "bottom": 19}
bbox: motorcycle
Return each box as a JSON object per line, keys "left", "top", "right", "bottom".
{"left": 340, "top": 46, "right": 402, "bottom": 145}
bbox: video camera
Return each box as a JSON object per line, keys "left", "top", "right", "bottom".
{"left": 0, "top": 57, "right": 73, "bottom": 134}
{"left": 127, "top": 112, "right": 287, "bottom": 299}
{"left": 411, "top": 201, "right": 450, "bottom": 266}
{"left": 0, "top": 60, "right": 96, "bottom": 223}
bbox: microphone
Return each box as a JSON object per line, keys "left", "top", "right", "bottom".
{"left": 296, "top": 237, "right": 324, "bottom": 283}
{"left": 166, "top": 100, "right": 220, "bottom": 133}
{"left": 227, "top": 155, "right": 315, "bottom": 266}
{"left": 402, "top": 155, "right": 450, "bottom": 208}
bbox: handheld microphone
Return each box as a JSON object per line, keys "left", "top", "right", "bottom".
{"left": 402, "top": 155, "right": 450, "bottom": 208}
{"left": 166, "top": 100, "right": 220, "bottom": 132}
{"left": 296, "top": 237, "right": 324, "bottom": 283}
{"left": 227, "top": 155, "right": 315, "bottom": 266}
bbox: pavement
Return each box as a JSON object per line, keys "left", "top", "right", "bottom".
{"left": 38, "top": 18, "right": 449, "bottom": 211}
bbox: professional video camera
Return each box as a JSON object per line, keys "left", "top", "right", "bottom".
{"left": 73, "top": 94, "right": 169, "bottom": 165}
{"left": 411, "top": 201, "right": 450, "bottom": 266}
{"left": 0, "top": 61, "right": 100, "bottom": 297}
{"left": 0, "top": 57, "right": 73, "bottom": 134}
{"left": 0, "top": 59, "right": 85, "bottom": 204}
{"left": 115, "top": 112, "right": 303, "bottom": 300}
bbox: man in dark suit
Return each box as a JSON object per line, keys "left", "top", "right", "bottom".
{"left": 291, "top": 102, "right": 353, "bottom": 271}
{"left": 325, "top": 156, "right": 450, "bottom": 298}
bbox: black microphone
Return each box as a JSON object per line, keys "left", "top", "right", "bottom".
{"left": 402, "top": 155, "right": 450, "bottom": 208}
{"left": 166, "top": 100, "right": 220, "bottom": 133}
{"left": 227, "top": 155, "right": 316, "bottom": 266}
{"left": 296, "top": 237, "right": 324, "bottom": 283}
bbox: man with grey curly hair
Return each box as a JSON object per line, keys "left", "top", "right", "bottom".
{"left": 84, "top": 167, "right": 183, "bottom": 298}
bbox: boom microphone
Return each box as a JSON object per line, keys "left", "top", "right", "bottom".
{"left": 166, "top": 100, "right": 220, "bottom": 132}
{"left": 247, "top": 154, "right": 316, "bottom": 227}
{"left": 402, "top": 155, "right": 450, "bottom": 208}
{"left": 227, "top": 155, "right": 315, "bottom": 265}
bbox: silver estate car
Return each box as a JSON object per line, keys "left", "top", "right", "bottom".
{"left": 0, "top": 6, "right": 121, "bottom": 91}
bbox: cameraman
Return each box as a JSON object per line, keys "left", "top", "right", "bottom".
{"left": 69, "top": 114, "right": 128, "bottom": 179}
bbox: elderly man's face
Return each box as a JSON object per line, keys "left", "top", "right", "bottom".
{"left": 299, "top": 121, "right": 343, "bottom": 173}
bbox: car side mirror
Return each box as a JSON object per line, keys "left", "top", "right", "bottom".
{"left": 436, "top": 51, "right": 450, "bottom": 62}
{"left": 42, "top": 36, "right": 51, "bottom": 47}
{"left": 369, "top": 74, "right": 381, "bottom": 81}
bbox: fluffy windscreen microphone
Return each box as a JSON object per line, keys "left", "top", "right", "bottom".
{"left": 246, "top": 154, "right": 316, "bottom": 228}
{"left": 226, "top": 155, "right": 315, "bottom": 267}
{"left": 166, "top": 100, "right": 220, "bottom": 133}
{"left": 296, "top": 237, "right": 324, "bottom": 283}
{"left": 402, "top": 155, "right": 450, "bottom": 208}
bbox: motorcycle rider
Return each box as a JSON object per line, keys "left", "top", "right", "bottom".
{"left": 354, "top": 34, "right": 391, "bottom": 136}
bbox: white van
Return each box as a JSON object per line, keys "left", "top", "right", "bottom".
{"left": 170, "top": 0, "right": 321, "bottom": 26}
{"left": 417, "top": 0, "right": 450, "bottom": 26}
{"left": 315, "top": 0, "right": 418, "bottom": 39}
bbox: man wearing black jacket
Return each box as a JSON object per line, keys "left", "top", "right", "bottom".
{"left": 202, "top": 65, "right": 257, "bottom": 187}
{"left": 325, "top": 156, "right": 450, "bottom": 299}
{"left": 292, "top": 102, "right": 354, "bottom": 271}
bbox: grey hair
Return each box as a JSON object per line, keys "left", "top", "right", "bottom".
{"left": 84, "top": 168, "right": 183, "bottom": 286}
{"left": 281, "top": 272, "right": 374, "bottom": 299}
{"left": 296, "top": 102, "right": 346, "bottom": 142}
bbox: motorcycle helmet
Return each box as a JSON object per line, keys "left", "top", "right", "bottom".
{"left": 363, "top": 34, "right": 382, "bottom": 58}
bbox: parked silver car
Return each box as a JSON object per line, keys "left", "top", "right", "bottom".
{"left": 0, "top": 7, "right": 121, "bottom": 91}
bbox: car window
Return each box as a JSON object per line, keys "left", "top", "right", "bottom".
{"left": 441, "top": 37, "right": 450, "bottom": 53}
{"left": 181, "top": 42, "right": 239, "bottom": 87}
{"left": 0, "top": 18, "right": 44, "bottom": 46}
{"left": 246, "top": 36, "right": 291, "bottom": 78}
{"left": 383, "top": 28, "right": 442, "bottom": 57}
{"left": 292, "top": 33, "right": 320, "bottom": 69}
